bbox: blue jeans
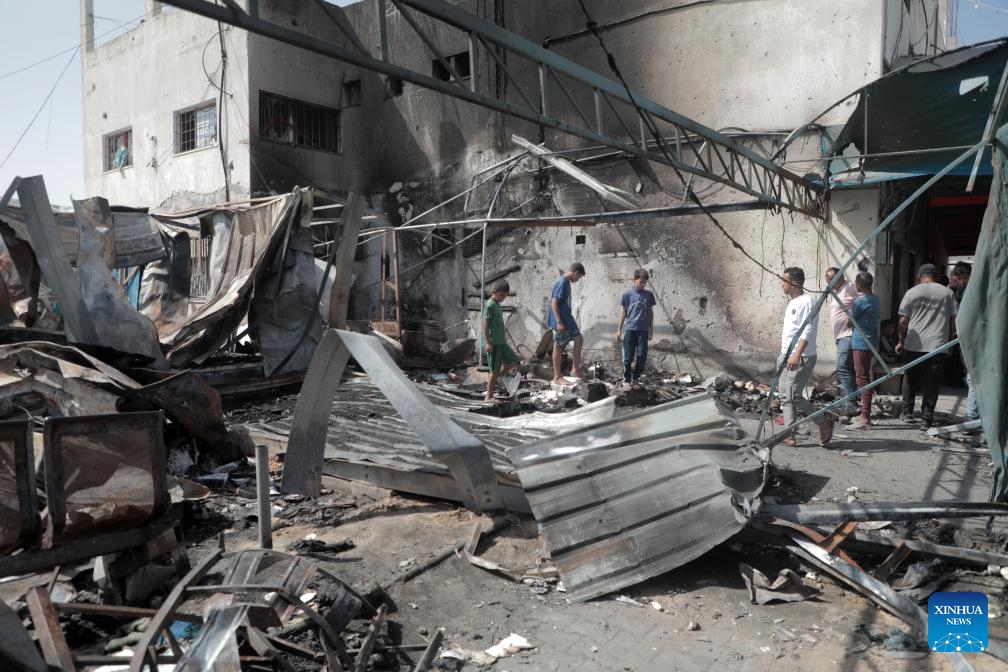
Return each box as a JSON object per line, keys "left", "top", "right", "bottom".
{"left": 966, "top": 372, "right": 979, "bottom": 420}
{"left": 835, "top": 336, "right": 858, "bottom": 410}
{"left": 622, "top": 330, "right": 648, "bottom": 382}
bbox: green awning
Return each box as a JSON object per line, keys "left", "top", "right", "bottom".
{"left": 830, "top": 40, "right": 1008, "bottom": 184}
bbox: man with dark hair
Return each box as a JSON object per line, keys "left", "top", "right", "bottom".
{"left": 848, "top": 272, "right": 881, "bottom": 429}
{"left": 825, "top": 267, "right": 861, "bottom": 416}
{"left": 950, "top": 261, "right": 978, "bottom": 420}
{"left": 548, "top": 262, "right": 586, "bottom": 384}
{"left": 616, "top": 268, "right": 657, "bottom": 389}
{"left": 896, "top": 263, "right": 957, "bottom": 429}
{"left": 778, "top": 266, "right": 833, "bottom": 447}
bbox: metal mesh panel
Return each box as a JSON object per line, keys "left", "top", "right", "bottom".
{"left": 44, "top": 411, "right": 167, "bottom": 542}
{"left": 0, "top": 421, "right": 36, "bottom": 552}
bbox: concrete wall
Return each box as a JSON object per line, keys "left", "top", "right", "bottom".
{"left": 80, "top": 0, "right": 948, "bottom": 375}
{"left": 81, "top": 2, "right": 251, "bottom": 209}
{"left": 331, "top": 0, "right": 922, "bottom": 375}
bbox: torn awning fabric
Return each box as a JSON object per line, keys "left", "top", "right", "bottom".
{"left": 958, "top": 123, "right": 1008, "bottom": 502}
{"left": 831, "top": 40, "right": 1008, "bottom": 182}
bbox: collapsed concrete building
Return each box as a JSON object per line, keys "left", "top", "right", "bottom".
{"left": 79, "top": 0, "right": 972, "bottom": 376}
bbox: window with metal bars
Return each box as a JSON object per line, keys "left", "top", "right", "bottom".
{"left": 189, "top": 235, "right": 212, "bottom": 301}
{"left": 174, "top": 102, "right": 217, "bottom": 154}
{"left": 259, "top": 91, "right": 340, "bottom": 153}
{"left": 103, "top": 128, "right": 132, "bottom": 171}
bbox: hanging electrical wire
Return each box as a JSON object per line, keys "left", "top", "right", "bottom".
{"left": 0, "top": 47, "right": 80, "bottom": 172}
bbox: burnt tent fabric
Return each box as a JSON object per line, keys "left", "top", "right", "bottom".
{"left": 832, "top": 40, "right": 1008, "bottom": 177}
{"left": 43, "top": 411, "right": 168, "bottom": 541}
{"left": 958, "top": 123, "right": 1008, "bottom": 502}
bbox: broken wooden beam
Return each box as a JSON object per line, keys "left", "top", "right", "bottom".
{"left": 25, "top": 587, "right": 77, "bottom": 672}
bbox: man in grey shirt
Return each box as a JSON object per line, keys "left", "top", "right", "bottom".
{"left": 896, "top": 263, "right": 957, "bottom": 429}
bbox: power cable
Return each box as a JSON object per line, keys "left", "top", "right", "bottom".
{"left": 0, "top": 47, "right": 80, "bottom": 172}
{"left": 576, "top": 1, "right": 805, "bottom": 287}
{"left": 0, "top": 12, "right": 148, "bottom": 81}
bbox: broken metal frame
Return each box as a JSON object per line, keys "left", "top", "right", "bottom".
{"left": 756, "top": 142, "right": 985, "bottom": 447}
{"left": 159, "top": 0, "right": 823, "bottom": 217}
{"left": 43, "top": 411, "right": 169, "bottom": 541}
{"left": 782, "top": 532, "right": 975, "bottom": 672}
{"left": 0, "top": 420, "right": 38, "bottom": 553}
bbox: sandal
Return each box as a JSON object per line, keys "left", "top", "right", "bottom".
{"left": 779, "top": 435, "right": 798, "bottom": 447}
{"left": 819, "top": 417, "right": 835, "bottom": 446}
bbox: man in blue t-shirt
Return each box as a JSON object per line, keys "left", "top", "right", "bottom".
{"left": 548, "top": 262, "right": 586, "bottom": 384}
{"left": 848, "top": 271, "right": 881, "bottom": 430}
{"left": 616, "top": 269, "right": 657, "bottom": 388}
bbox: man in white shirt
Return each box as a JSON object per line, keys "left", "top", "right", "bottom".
{"left": 825, "top": 267, "right": 861, "bottom": 415}
{"left": 777, "top": 267, "right": 834, "bottom": 447}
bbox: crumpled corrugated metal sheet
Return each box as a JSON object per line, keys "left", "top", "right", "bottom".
{"left": 0, "top": 203, "right": 164, "bottom": 268}
{"left": 72, "top": 197, "right": 167, "bottom": 366}
{"left": 510, "top": 393, "right": 766, "bottom": 602}
{"left": 958, "top": 124, "right": 1008, "bottom": 502}
{"left": 155, "top": 192, "right": 301, "bottom": 366}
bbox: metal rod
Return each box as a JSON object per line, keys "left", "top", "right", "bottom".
{"left": 763, "top": 338, "right": 960, "bottom": 447}
{"left": 967, "top": 56, "right": 1008, "bottom": 191}
{"left": 827, "top": 286, "right": 891, "bottom": 376}
{"left": 256, "top": 443, "right": 272, "bottom": 549}
{"left": 376, "top": 0, "right": 388, "bottom": 62}
{"left": 391, "top": 0, "right": 466, "bottom": 86}
{"left": 468, "top": 30, "right": 478, "bottom": 94}
{"left": 758, "top": 501, "right": 1008, "bottom": 525}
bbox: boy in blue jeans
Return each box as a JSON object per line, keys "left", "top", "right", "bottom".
{"left": 616, "top": 269, "right": 657, "bottom": 389}
{"left": 483, "top": 280, "right": 519, "bottom": 401}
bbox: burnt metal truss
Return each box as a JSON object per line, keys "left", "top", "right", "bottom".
{"left": 159, "top": 0, "right": 824, "bottom": 218}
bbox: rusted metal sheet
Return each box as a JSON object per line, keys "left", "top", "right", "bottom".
{"left": 123, "top": 368, "right": 232, "bottom": 453}
{"left": 43, "top": 411, "right": 168, "bottom": 542}
{"left": 510, "top": 393, "right": 766, "bottom": 602}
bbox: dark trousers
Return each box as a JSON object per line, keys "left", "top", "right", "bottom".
{"left": 902, "top": 351, "right": 947, "bottom": 423}
{"left": 622, "top": 330, "right": 648, "bottom": 382}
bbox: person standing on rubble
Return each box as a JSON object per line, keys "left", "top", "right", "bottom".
{"left": 547, "top": 262, "right": 586, "bottom": 385}
{"left": 777, "top": 267, "right": 834, "bottom": 447}
{"left": 482, "top": 280, "right": 520, "bottom": 401}
{"left": 848, "top": 271, "right": 881, "bottom": 430}
{"left": 951, "top": 262, "right": 979, "bottom": 421}
{"left": 896, "top": 263, "right": 957, "bottom": 429}
{"left": 825, "top": 267, "right": 861, "bottom": 416}
{"left": 615, "top": 268, "right": 657, "bottom": 390}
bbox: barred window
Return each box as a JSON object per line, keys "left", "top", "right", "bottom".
{"left": 259, "top": 91, "right": 340, "bottom": 153}
{"left": 175, "top": 102, "right": 217, "bottom": 153}
{"left": 103, "top": 128, "right": 132, "bottom": 171}
{"left": 189, "top": 235, "right": 212, "bottom": 301}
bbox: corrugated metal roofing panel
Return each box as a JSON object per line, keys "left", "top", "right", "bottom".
{"left": 510, "top": 393, "right": 766, "bottom": 602}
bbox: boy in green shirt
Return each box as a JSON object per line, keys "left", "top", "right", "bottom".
{"left": 483, "top": 280, "right": 520, "bottom": 401}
